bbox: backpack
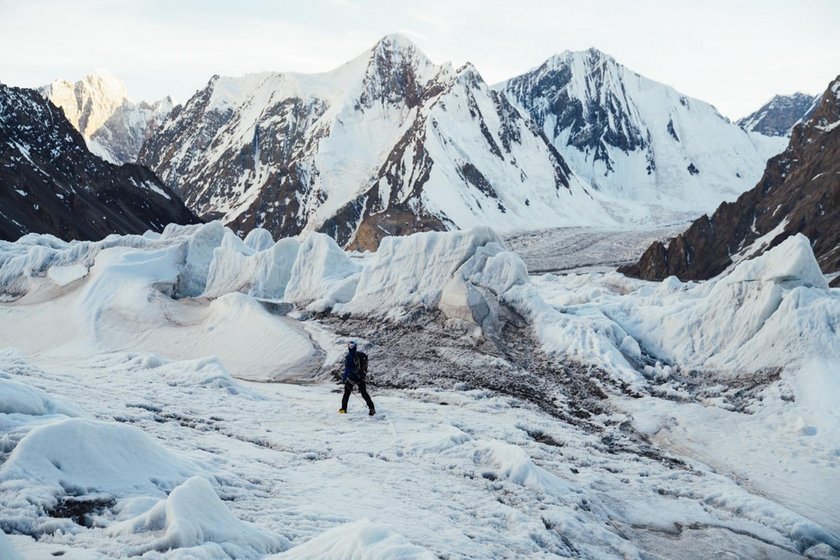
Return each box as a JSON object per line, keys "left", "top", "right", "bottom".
{"left": 353, "top": 351, "right": 368, "bottom": 380}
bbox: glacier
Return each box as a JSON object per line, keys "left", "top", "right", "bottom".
{"left": 0, "top": 223, "right": 838, "bottom": 559}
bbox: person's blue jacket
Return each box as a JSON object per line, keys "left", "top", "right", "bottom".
{"left": 343, "top": 348, "right": 356, "bottom": 383}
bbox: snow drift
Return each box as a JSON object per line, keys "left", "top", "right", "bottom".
{"left": 110, "top": 476, "right": 288, "bottom": 557}
{"left": 0, "top": 378, "right": 84, "bottom": 418}
{"left": 0, "top": 531, "right": 23, "bottom": 560}
{"left": 272, "top": 518, "right": 435, "bottom": 560}
{"left": 0, "top": 418, "right": 198, "bottom": 497}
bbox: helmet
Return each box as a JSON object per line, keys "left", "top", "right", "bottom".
{"left": 348, "top": 341, "right": 357, "bottom": 350}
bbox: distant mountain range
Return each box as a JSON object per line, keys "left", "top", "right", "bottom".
{"left": 138, "top": 35, "right": 617, "bottom": 249}
{"left": 0, "top": 83, "right": 199, "bottom": 241}
{"left": 39, "top": 71, "right": 174, "bottom": 164}
{"left": 2, "top": 34, "right": 822, "bottom": 247}
{"left": 134, "top": 35, "right": 786, "bottom": 247}
{"left": 737, "top": 92, "right": 819, "bottom": 137}
{"left": 621, "top": 76, "right": 840, "bottom": 286}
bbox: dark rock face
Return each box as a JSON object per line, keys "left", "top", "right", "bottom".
{"left": 621, "top": 77, "right": 840, "bottom": 281}
{"left": 503, "top": 49, "right": 648, "bottom": 172}
{"left": 737, "top": 92, "right": 820, "bottom": 137}
{"left": 0, "top": 83, "right": 200, "bottom": 242}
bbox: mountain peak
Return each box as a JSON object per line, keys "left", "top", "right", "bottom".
{"left": 546, "top": 47, "right": 617, "bottom": 70}
{"left": 39, "top": 70, "right": 131, "bottom": 138}
{"left": 372, "top": 33, "right": 418, "bottom": 54}
{"left": 737, "top": 91, "right": 820, "bottom": 137}
{"left": 354, "top": 33, "right": 438, "bottom": 108}
{"left": 366, "top": 33, "right": 433, "bottom": 69}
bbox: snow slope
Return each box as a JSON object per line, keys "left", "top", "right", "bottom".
{"left": 499, "top": 49, "right": 788, "bottom": 220}
{"left": 0, "top": 224, "right": 838, "bottom": 558}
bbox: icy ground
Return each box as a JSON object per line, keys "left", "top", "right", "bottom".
{"left": 0, "top": 223, "right": 838, "bottom": 559}
{"left": 505, "top": 225, "right": 687, "bottom": 274}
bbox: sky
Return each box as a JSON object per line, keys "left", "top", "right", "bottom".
{"left": 1, "top": 0, "right": 838, "bottom": 119}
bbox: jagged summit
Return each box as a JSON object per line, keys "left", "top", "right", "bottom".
{"left": 357, "top": 34, "right": 438, "bottom": 109}
{"left": 370, "top": 33, "right": 423, "bottom": 56}
{"left": 38, "top": 71, "right": 129, "bottom": 137}
{"left": 547, "top": 47, "right": 615, "bottom": 67}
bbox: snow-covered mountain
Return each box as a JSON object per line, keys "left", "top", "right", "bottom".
{"left": 140, "top": 35, "right": 611, "bottom": 249}
{"left": 0, "top": 82, "right": 199, "bottom": 241}
{"left": 737, "top": 92, "right": 820, "bottom": 137}
{"left": 498, "top": 48, "right": 788, "bottom": 219}
{"left": 38, "top": 71, "right": 174, "bottom": 164}
{"left": 622, "top": 75, "right": 840, "bottom": 284}
{"left": 38, "top": 70, "right": 128, "bottom": 138}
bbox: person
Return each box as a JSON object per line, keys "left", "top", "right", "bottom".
{"left": 339, "top": 341, "right": 375, "bottom": 416}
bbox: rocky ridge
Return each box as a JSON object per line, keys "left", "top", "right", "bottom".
{"left": 737, "top": 92, "right": 820, "bottom": 137}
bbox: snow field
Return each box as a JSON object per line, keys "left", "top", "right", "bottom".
{"left": 2, "top": 349, "right": 837, "bottom": 558}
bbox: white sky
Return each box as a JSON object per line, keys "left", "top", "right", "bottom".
{"left": 1, "top": 0, "right": 838, "bottom": 119}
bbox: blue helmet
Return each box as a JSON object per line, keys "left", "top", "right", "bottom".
{"left": 348, "top": 341, "right": 357, "bottom": 350}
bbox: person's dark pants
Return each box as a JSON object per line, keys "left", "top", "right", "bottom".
{"left": 342, "top": 380, "right": 375, "bottom": 412}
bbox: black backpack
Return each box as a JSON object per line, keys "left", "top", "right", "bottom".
{"left": 353, "top": 351, "right": 368, "bottom": 380}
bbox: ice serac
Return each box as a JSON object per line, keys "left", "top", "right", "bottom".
{"left": 622, "top": 75, "right": 840, "bottom": 283}
{"left": 737, "top": 92, "right": 820, "bottom": 137}
{"left": 38, "top": 72, "right": 173, "bottom": 164}
{"left": 613, "top": 234, "right": 839, "bottom": 373}
{"left": 202, "top": 229, "right": 299, "bottom": 299}
{"left": 0, "top": 83, "right": 200, "bottom": 242}
{"left": 284, "top": 233, "right": 360, "bottom": 311}
{"left": 141, "top": 35, "right": 605, "bottom": 250}
{"left": 499, "top": 48, "right": 787, "bottom": 221}
{"left": 336, "top": 227, "right": 503, "bottom": 318}
{"left": 0, "top": 222, "right": 320, "bottom": 381}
